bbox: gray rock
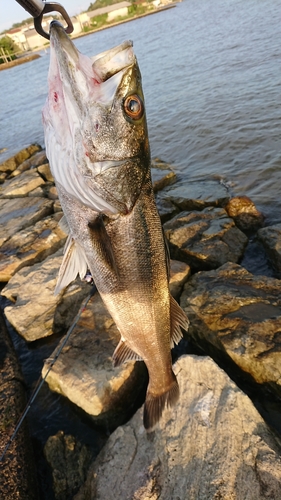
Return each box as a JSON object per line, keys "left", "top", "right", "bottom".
{"left": 10, "top": 149, "right": 48, "bottom": 177}
{"left": 44, "top": 431, "right": 92, "bottom": 500}
{"left": 181, "top": 262, "right": 281, "bottom": 395}
{"left": 156, "top": 196, "right": 179, "bottom": 223}
{"left": 37, "top": 162, "right": 54, "bottom": 182}
{"left": 1, "top": 250, "right": 90, "bottom": 341}
{"left": 0, "top": 197, "right": 53, "bottom": 246}
{"left": 257, "top": 223, "right": 281, "bottom": 273}
{"left": 157, "top": 179, "right": 230, "bottom": 212}
{"left": 151, "top": 160, "right": 177, "bottom": 193}
{"left": 0, "top": 213, "right": 67, "bottom": 281}
{"left": 169, "top": 259, "right": 190, "bottom": 300}
{"left": 0, "top": 169, "right": 45, "bottom": 198}
{"left": 164, "top": 207, "right": 248, "bottom": 271}
{"left": 75, "top": 355, "right": 281, "bottom": 500}
{"left": 0, "top": 144, "right": 41, "bottom": 174}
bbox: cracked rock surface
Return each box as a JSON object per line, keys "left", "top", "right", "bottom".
{"left": 75, "top": 355, "right": 281, "bottom": 500}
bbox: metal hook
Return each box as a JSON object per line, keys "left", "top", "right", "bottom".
{"left": 15, "top": 1, "right": 73, "bottom": 40}
{"left": 34, "top": 2, "right": 74, "bottom": 40}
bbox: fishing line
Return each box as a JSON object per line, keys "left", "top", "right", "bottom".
{"left": 0, "top": 284, "right": 97, "bottom": 463}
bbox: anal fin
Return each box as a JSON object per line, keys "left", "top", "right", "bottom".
{"left": 112, "top": 339, "right": 142, "bottom": 367}
{"left": 170, "top": 295, "right": 189, "bottom": 347}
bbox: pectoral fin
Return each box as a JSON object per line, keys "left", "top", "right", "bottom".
{"left": 58, "top": 214, "right": 70, "bottom": 234}
{"left": 112, "top": 339, "right": 142, "bottom": 367}
{"left": 55, "top": 235, "right": 88, "bottom": 295}
{"left": 88, "top": 215, "right": 119, "bottom": 279}
{"left": 170, "top": 295, "right": 189, "bottom": 347}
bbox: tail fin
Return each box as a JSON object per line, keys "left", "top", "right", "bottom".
{"left": 143, "top": 373, "right": 179, "bottom": 431}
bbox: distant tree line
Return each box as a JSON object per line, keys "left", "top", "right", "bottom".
{"left": 87, "top": 0, "right": 126, "bottom": 11}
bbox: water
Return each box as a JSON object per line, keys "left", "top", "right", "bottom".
{"left": 1, "top": 0, "right": 280, "bottom": 221}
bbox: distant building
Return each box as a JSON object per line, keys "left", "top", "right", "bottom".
{"left": 6, "top": 15, "right": 81, "bottom": 51}
{"left": 78, "top": 2, "right": 132, "bottom": 26}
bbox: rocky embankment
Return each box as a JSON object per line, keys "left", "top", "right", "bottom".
{"left": 1, "top": 145, "right": 281, "bottom": 499}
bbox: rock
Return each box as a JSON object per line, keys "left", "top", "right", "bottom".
{"left": 181, "top": 262, "right": 281, "bottom": 396}
{"left": 53, "top": 199, "right": 62, "bottom": 212}
{"left": 151, "top": 160, "right": 177, "bottom": 193}
{"left": 44, "top": 431, "right": 92, "bottom": 500}
{"left": 0, "top": 213, "right": 67, "bottom": 281}
{"left": 75, "top": 355, "right": 281, "bottom": 500}
{"left": 0, "top": 311, "right": 39, "bottom": 499}
{"left": 1, "top": 250, "right": 90, "bottom": 341}
{"left": 37, "top": 162, "right": 54, "bottom": 182}
{"left": 257, "top": 223, "right": 281, "bottom": 274}
{"left": 157, "top": 179, "right": 230, "bottom": 212}
{"left": 225, "top": 196, "right": 264, "bottom": 232}
{"left": 0, "top": 197, "right": 53, "bottom": 247}
{"left": 28, "top": 186, "right": 45, "bottom": 197}
{"left": 0, "top": 169, "right": 45, "bottom": 198}
{"left": 10, "top": 149, "right": 48, "bottom": 177}
{"left": 0, "top": 144, "right": 41, "bottom": 174}
{"left": 0, "top": 171, "right": 8, "bottom": 184}
{"left": 164, "top": 207, "right": 248, "bottom": 271}
{"left": 156, "top": 196, "right": 179, "bottom": 223}
{"left": 42, "top": 292, "right": 148, "bottom": 428}
{"left": 48, "top": 185, "right": 59, "bottom": 200}
{"left": 169, "top": 259, "right": 191, "bottom": 300}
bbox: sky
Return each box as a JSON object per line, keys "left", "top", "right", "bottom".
{"left": 0, "top": 0, "right": 91, "bottom": 33}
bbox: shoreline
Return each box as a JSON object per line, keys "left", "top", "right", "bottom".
{"left": 0, "top": 3, "right": 177, "bottom": 71}
{"left": 0, "top": 53, "right": 40, "bottom": 71}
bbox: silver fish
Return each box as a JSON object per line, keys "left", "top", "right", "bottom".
{"left": 43, "top": 21, "right": 189, "bottom": 430}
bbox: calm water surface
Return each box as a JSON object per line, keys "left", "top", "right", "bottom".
{"left": 1, "top": 0, "right": 280, "bottom": 221}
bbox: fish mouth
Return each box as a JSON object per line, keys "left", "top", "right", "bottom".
{"left": 48, "top": 21, "right": 135, "bottom": 105}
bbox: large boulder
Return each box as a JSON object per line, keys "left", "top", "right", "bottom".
{"left": 164, "top": 207, "right": 248, "bottom": 271}
{"left": 0, "top": 144, "right": 41, "bottom": 175}
{"left": 0, "top": 197, "right": 53, "bottom": 246}
{"left": 0, "top": 213, "right": 67, "bottom": 281}
{"left": 225, "top": 196, "right": 264, "bottom": 233}
{"left": 1, "top": 250, "right": 90, "bottom": 341}
{"left": 75, "top": 355, "right": 281, "bottom": 500}
{"left": 257, "top": 223, "right": 281, "bottom": 274}
{"left": 157, "top": 179, "right": 229, "bottom": 211}
{"left": 181, "top": 262, "right": 281, "bottom": 396}
{"left": 0, "top": 170, "right": 45, "bottom": 198}
{"left": 44, "top": 431, "right": 92, "bottom": 500}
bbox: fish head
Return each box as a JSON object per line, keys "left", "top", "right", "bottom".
{"left": 43, "top": 22, "right": 150, "bottom": 215}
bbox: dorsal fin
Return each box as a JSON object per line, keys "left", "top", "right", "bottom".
{"left": 170, "top": 295, "right": 189, "bottom": 347}
{"left": 54, "top": 236, "right": 88, "bottom": 295}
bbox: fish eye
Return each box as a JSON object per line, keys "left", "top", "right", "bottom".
{"left": 123, "top": 94, "right": 144, "bottom": 120}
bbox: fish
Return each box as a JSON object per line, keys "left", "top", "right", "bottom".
{"left": 43, "top": 21, "right": 189, "bottom": 431}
